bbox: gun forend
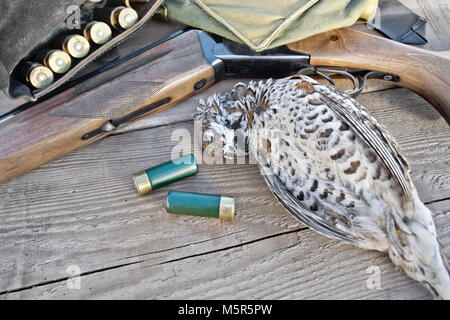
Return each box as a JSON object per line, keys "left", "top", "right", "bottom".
{"left": 0, "top": 30, "right": 215, "bottom": 182}
{"left": 288, "top": 28, "right": 450, "bottom": 125}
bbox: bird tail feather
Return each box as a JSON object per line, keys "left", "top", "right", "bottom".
{"left": 387, "top": 202, "right": 450, "bottom": 299}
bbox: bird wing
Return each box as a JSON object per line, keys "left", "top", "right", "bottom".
{"left": 318, "top": 87, "right": 414, "bottom": 204}
{"left": 257, "top": 151, "right": 361, "bottom": 245}
{"left": 254, "top": 76, "right": 414, "bottom": 246}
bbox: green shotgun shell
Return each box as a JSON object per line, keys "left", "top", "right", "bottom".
{"left": 133, "top": 154, "right": 198, "bottom": 196}
{"left": 166, "top": 191, "right": 235, "bottom": 221}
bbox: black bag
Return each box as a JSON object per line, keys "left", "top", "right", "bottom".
{"left": 0, "top": 0, "right": 163, "bottom": 100}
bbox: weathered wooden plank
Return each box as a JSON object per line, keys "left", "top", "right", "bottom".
{"left": 0, "top": 122, "right": 296, "bottom": 295}
{"left": 0, "top": 115, "right": 448, "bottom": 298}
{"left": 2, "top": 201, "right": 448, "bottom": 300}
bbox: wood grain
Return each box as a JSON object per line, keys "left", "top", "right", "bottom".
{"left": 1, "top": 186, "right": 448, "bottom": 299}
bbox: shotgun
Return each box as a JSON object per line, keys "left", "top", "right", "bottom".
{"left": 0, "top": 28, "right": 449, "bottom": 182}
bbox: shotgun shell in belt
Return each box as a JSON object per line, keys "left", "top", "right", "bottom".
{"left": 36, "top": 49, "right": 72, "bottom": 74}
{"left": 133, "top": 154, "right": 198, "bottom": 196}
{"left": 23, "top": 62, "right": 54, "bottom": 89}
{"left": 110, "top": 6, "right": 138, "bottom": 30}
{"left": 83, "top": 21, "right": 112, "bottom": 45}
{"left": 62, "top": 35, "right": 90, "bottom": 58}
{"left": 166, "top": 191, "right": 235, "bottom": 221}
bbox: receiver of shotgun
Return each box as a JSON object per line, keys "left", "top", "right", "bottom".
{"left": 0, "top": 28, "right": 449, "bottom": 182}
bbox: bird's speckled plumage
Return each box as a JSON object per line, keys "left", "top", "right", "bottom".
{"left": 194, "top": 75, "right": 450, "bottom": 299}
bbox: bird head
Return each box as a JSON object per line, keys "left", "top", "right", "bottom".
{"left": 195, "top": 94, "right": 248, "bottom": 160}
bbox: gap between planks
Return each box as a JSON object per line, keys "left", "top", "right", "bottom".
{"left": 1, "top": 200, "right": 448, "bottom": 299}
{"left": 0, "top": 227, "right": 307, "bottom": 296}
{"left": 1, "top": 198, "right": 448, "bottom": 297}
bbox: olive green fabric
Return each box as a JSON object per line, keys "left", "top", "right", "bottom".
{"left": 159, "top": 0, "right": 378, "bottom": 51}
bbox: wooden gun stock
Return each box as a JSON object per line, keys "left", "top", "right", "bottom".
{"left": 0, "top": 30, "right": 215, "bottom": 182}
{"left": 288, "top": 28, "right": 450, "bottom": 124}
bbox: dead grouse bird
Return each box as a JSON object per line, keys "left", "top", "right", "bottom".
{"left": 194, "top": 75, "right": 450, "bottom": 299}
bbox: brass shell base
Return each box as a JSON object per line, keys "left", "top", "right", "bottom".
{"left": 219, "top": 196, "right": 235, "bottom": 221}
{"left": 133, "top": 171, "right": 152, "bottom": 196}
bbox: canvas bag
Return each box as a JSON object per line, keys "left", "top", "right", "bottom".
{"left": 159, "top": 0, "right": 378, "bottom": 51}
